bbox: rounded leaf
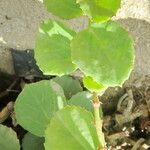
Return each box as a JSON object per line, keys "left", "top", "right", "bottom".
{"left": 44, "top": 106, "right": 103, "bottom": 150}
{"left": 0, "top": 125, "right": 20, "bottom": 150}
{"left": 53, "top": 75, "right": 83, "bottom": 99}
{"left": 43, "top": 0, "right": 82, "bottom": 19}
{"left": 15, "top": 80, "right": 66, "bottom": 136}
{"left": 68, "top": 91, "right": 93, "bottom": 112}
{"left": 68, "top": 91, "right": 103, "bottom": 118}
{"left": 22, "top": 132, "right": 44, "bottom": 150}
{"left": 71, "top": 21, "right": 134, "bottom": 86}
{"left": 35, "top": 20, "right": 76, "bottom": 76}
{"left": 77, "top": 0, "right": 121, "bottom": 22}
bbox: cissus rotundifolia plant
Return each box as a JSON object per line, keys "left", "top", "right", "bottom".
{"left": 3, "top": 0, "right": 135, "bottom": 150}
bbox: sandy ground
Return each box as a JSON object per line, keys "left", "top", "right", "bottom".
{"left": 0, "top": 0, "right": 150, "bottom": 82}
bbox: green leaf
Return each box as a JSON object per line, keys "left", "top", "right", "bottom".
{"left": 44, "top": 106, "right": 103, "bottom": 150}
{"left": 68, "top": 91, "right": 103, "bottom": 118}
{"left": 71, "top": 21, "right": 134, "bottom": 86}
{"left": 53, "top": 75, "right": 83, "bottom": 99}
{"left": 0, "top": 125, "right": 20, "bottom": 150}
{"left": 43, "top": 0, "right": 82, "bottom": 19}
{"left": 83, "top": 76, "right": 107, "bottom": 92}
{"left": 68, "top": 91, "right": 93, "bottom": 112}
{"left": 35, "top": 20, "right": 76, "bottom": 76}
{"left": 22, "top": 132, "right": 44, "bottom": 150}
{"left": 77, "top": 0, "right": 121, "bottom": 22}
{"left": 15, "top": 80, "right": 67, "bottom": 137}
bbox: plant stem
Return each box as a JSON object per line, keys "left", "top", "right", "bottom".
{"left": 92, "top": 92, "right": 106, "bottom": 149}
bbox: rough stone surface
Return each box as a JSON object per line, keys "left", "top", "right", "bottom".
{"left": 0, "top": 0, "right": 49, "bottom": 49}
{"left": 115, "top": 0, "right": 150, "bottom": 23}
{"left": 117, "top": 19, "right": 150, "bottom": 84}
{"left": 0, "top": 46, "right": 15, "bottom": 75}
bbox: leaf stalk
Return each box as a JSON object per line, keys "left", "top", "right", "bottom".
{"left": 92, "top": 92, "right": 106, "bottom": 150}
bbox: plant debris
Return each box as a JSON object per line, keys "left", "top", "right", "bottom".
{"left": 103, "top": 77, "right": 150, "bottom": 149}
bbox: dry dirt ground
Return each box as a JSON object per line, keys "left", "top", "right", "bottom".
{"left": 0, "top": 0, "right": 150, "bottom": 149}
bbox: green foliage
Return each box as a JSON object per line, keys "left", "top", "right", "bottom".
{"left": 77, "top": 0, "right": 121, "bottom": 22}
{"left": 15, "top": 80, "right": 66, "bottom": 136}
{"left": 53, "top": 75, "right": 83, "bottom": 99}
{"left": 13, "top": 1, "right": 135, "bottom": 149}
{"left": 35, "top": 20, "right": 76, "bottom": 76}
{"left": 83, "top": 76, "right": 107, "bottom": 92}
{"left": 43, "top": 0, "right": 82, "bottom": 19}
{"left": 68, "top": 91, "right": 104, "bottom": 119}
{"left": 22, "top": 132, "right": 44, "bottom": 150}
{"left": 0, "top": 125, "right": 20, "bottom": 150}
{"left": 68, "top": 91, "right": 93, "bottom": 111}
{"left": 44, "top": 106, "right": 104, "bottom": 150}
{"left": 43, "top": 0, "right": 121, "bottom": 22}
{"left": 71, "top": 21, "right": 134, "bottom": 87}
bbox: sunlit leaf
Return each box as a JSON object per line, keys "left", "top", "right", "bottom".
{"left": 15, "top": 80, "right": 66, "bottom": 136}
{"left": 71, "top": 21, "right": 134, "bottom": 86}
{"left": 83, "top": 76, "right": 107, "bottom": 92}
{"left": 0, "top": 125, "right": 20, "bottom": 150}
{"left": 43, "top": 0, "right": 82, "bottom": 19}
{"left": 77, "top": 0, "right": 121, "bottom": 22}
{"left": 44, "top": 106, "right": 104, "bottom": 150}
{"left": 35, "top": 20, "right": 76, "bottom": 76}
